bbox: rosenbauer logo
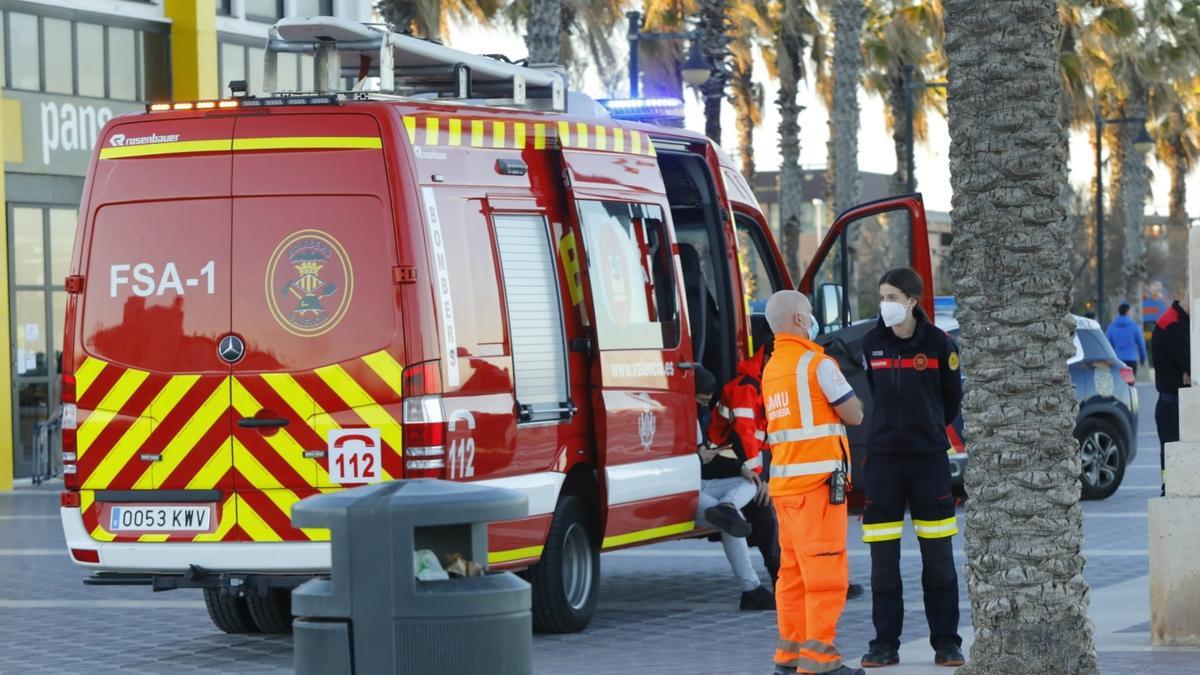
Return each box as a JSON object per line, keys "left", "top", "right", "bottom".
{"left": 108, "top": 132, "right": 181, "bottom": 147}
{"left": 266, "top": 230, "right": 354, "bottom": 337}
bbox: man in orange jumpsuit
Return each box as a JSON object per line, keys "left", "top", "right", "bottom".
{"left": 762, "top": 290, "right": 865, "bottom": 675}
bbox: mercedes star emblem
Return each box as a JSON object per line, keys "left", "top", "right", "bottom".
{"left": 218, "top": 335, "right": 245, "bottom": 363}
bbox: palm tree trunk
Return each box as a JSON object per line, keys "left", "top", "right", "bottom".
{"left": 944, "top": 0, "right": 1099, "bottom": 671}
{"left": 525, "top": 0, "right": 562, "bottom": 65}
{"left": 698, "top": 0, "right": 730, "bottom": 143}
{"left": 827, "top": 0, "right": 864, "bottom": 217}
{"left": 1166, "top": 139, "right": 1189, "bottom": 298}
{"left": 1117, "top": 85, "right": 1151, "bottom": 322}
{"left": 378, "top": 0, "right": 417, "bottom": 35}
{"left": 730, "top": 46, "right": 759, "bottom": 182}
{"left": 887, "top": 66, "right": 910, "bottom": 254}
{"left": 777, "top": 0, "right": 808, "bottom": 282}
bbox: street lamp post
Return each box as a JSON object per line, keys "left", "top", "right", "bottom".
{"left": 625, "top": 10, "right": 709, "bottom": 98}
{"left": 1094, "top": 107, "right": 1154, "bottom": 322}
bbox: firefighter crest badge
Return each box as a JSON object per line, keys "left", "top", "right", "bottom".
{"left": 638, "top": 409, "right": 657, "bottom": 452}
{"left": 267, "top": 229, "right": 354, "bottom": 336}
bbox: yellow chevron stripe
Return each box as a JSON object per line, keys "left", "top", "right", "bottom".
{"left": 614, "top": 128, "right": 625, "bottom": 153}
{"left": 594, "top": 125, "right": 607, "bottom": 150}
{"left": 90, "top": 522, "right": 116, "bottom": 541}
{"left": 192, "top": 495, "right": 237, "bottom": 542}
{"left": 534, "top": 123, "right": 547, "bottom": 150}
{"left": 313, "top": 364, "right": 404, "bottom": 457}
{"left": 492, "top": 120, "right": 506, "bottom": 148}
{"left": 602, "top": 520, "right": 694, "bottom": 549}
{"left": 235, "top": 493, "right": 283, "bottom": 542}
{"left": 261, "top": 373, "right": 336, "bottom": 485}
{"left": 448, "top": 118, "right": 462, "bottom": 146}
{"left": 631, "top": 130, "right": 643, "bottom": 155}
{"left": 471, "top": 119, "right": 485, "bottom": 147}
{"left": 513, "top": 122, "right": 526, "bottom": 149}
{"left": 138, "top": 533, "right": 170, "bottom": 542}
{"left": 231, "top": 136, "right": 382, "bottom": 151}
{"left": 576, "top": 122, "right": 588, "bottom": 149}
{"left": 146, "top": 377, "right": 230, "bottom": 488}
{"left": 361, "top": 350, "right": 404, "bottom": 398}
{"left": 403, "top": 116, "right": 417, "bottom": 142}
{"left": 187, "top": 437, "right": 233, "bottom": 490}
{"left": 231, "top": 379, "right": 316, "bottom": 488}
{"left": 424, "top": 117, "right": 439, "bottom": 146}
{"left": 77, "top": 367, "right": 151, "bottom": 455}
{"left": 646, "top": 137, "right": 657, "bottom": 156}
{"left": 488, "top": 545, "right": 543, "bottom": 565}
{"left": 75, "top": 357, "right": 107, "bottom": 399}
{"left": 99, "top": 139, "right": 231, "bottom": 159}
{"left": 557, "top": 120, "right": 571, "bottom": 148}
{"left": 231, "top": 436, "right": 291, "bottom": 498}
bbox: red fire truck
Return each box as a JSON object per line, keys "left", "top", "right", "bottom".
{"left": 59, "top": 16, "right": 934, "bottom": 634}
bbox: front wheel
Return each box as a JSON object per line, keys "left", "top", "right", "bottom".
{"left": 1077, "top": 417, "right": 1127, "bottom": 500}
{"left": 526, "top": 495, "right": 599, "bottom": 633}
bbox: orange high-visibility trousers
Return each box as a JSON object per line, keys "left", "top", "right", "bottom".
{"left": 773, "top": 489, "right": 848, "bottom": 673}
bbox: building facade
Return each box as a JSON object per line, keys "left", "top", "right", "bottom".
{"left": 0, "top": 0, "right": 373, "bottom": 490}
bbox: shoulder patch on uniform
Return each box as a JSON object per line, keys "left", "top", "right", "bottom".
{"left": 949, "top": 352, "right": 960, "bottom": 371}
{"left": 872, "top": 350, "right": 884, "bottom": 357}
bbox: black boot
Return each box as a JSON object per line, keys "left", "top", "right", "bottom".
{"left": 739, "top": 585, "right": 775, "bottom": 610}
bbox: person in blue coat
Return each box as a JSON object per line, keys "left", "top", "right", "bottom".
{"left": 1106, "top": 303, "right": 1147, "bottom": 374}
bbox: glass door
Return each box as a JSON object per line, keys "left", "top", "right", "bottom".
{"left": 9, "top": 204, "right": 77, "bottom": 479}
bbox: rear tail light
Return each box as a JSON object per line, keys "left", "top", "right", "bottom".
{"left": 1120, "top": 366, "right": 1136, "bottom": 386}
{"left": 60, "top": 491, "right": 80, "bottom": 508}
{"left": 402, "top": 361, "right": 445, "bottom": 478}
{"left": 70, "top": 548, "right": 100, "bottom": 564}
{"left": 61, "top": 374, "right": 79, "bottom": 490}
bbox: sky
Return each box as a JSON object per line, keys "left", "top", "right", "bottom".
{"left": 449, "top": 16, "right": 1199, "bottom": 219}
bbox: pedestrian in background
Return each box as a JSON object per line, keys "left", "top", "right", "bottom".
{"left": 859, "top": 268, "right": 965, "bottom": 669}
{"left": 762, "top": 290, "right": 865, "bottom": 675}
{"left": 1106, "top": 302, "right": 1147, "bottom": 374}
{"left": 1151, "top": 298, "right": 1190, "bottom": 497}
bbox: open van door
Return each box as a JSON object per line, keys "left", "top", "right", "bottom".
{"left": 797, "top": 194, "right": 934, "bottom": 486}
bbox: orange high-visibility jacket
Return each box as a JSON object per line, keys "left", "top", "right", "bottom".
{"left": 707, "top": 346, "right": 768, "bottom": 474}
{"left": 762, "top": 334, "right": 850, "bottom": 498}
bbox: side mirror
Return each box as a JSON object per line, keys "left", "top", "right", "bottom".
{"left": 816, "top": 283, "right": 844, "bottom": 332}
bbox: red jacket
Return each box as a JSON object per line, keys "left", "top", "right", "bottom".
{"left": 707, "top": 347, "right": 768, "bottom": 475}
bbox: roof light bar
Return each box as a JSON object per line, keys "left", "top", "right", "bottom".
{"left": 145, "top": 94, "right": 339, "bottom": 113}
{"left": 597, "top": 97, "right": 685, "bottom": 126}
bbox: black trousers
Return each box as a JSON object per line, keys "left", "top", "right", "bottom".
{"left": 862, "top": 451, "right": 961, "bottom": 651}
{"left": 1157, "top": 394, "right": 1180, "bottom": 497}
{"left": 743, "top": 499, "right": 780, "bottom": 585}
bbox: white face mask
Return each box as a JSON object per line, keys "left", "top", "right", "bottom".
{"left": 880, "top": 301, "right": 910, "bottom": 328}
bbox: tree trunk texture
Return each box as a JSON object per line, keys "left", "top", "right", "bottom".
{"left": 698, "top": 0, "right": 730, "bottom": 143}
{"left": 730, "top": 47, "right": 759, "bottom": 182}
{"left": 378, "top": 0, "right": 417, "bottom": 35}
{"left": 1166, "top": 143, "right": 1189, "bottom": 297}
{"left": 524, "top": 0, "right": 563, "bottom": 65}
{"left": 944, "top": 0, "right": 1099, "bottom": 672}
{"left": 827, "top": 0, "right": 864, "bottom": 217}
{"left": 1118, "top": 85, "right": 1151, "bottom": 320}
{"left": 887, "top": 67, "right": 911, "bottom": 255}
{"left": 777, "top": 0, "right": 808, "bottom": 282}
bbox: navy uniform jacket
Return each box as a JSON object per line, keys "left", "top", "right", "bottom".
{"left": 863, "top": 309, "right": 963, "bottom": 455}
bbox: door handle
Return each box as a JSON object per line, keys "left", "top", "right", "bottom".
{"left": 238, "top": 417, "right": 290, "bottom": 428}
{"left": 677, "top": 361, "right": 698, "bottom": 370}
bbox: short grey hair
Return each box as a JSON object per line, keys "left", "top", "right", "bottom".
{"left": 765, "top": 290, "right": 812, "bottom": 336}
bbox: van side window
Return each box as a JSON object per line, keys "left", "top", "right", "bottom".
{"left": 576, "top": 200, "right": 679, "bottom": 351}
{"left": 492, "top": 213, "right": 571, "bottom": 423}
{"left": 734, "top": 214, "right": 784, "bottom": 314}
{"left": 440, "top": 200, "right": 505, "bottom": 354}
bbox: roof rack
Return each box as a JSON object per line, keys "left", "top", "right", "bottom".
{"left": 264, "top": 16, "right": 568, "bottom": 112}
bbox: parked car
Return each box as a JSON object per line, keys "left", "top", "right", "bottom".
{"left": 936, "top": 314, "right": 1138, "bottom": 500}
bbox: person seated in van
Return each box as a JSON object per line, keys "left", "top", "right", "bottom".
{"left": 695, "top": 365, "right": 776, "bottom": 610}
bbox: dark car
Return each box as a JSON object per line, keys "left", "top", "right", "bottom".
{"left": 938, "top": 314, "right": 1138, "bottom": 500}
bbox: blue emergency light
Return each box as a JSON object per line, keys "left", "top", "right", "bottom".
{"left": 597, "top": 97, "right": 685, "bottom": 125}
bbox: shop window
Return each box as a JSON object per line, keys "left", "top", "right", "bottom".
{"left": 248, "top": 46, "right": 265, "bottom": 94}
{"left": 107, "top": 27, "right": 137, "bottom": 100}
{"left": 276, "top": 51, "right": 298, "bottom": 91}
{"left": 245, "top": 0, "right": 284, "bottom": 22}
{"left": 15, "top": 291, "right": 47, "bottom": 377}
{"left": 220, "top": 42, "right": 246, "bottom": 96}
{"left": 9, "top": 13, "right": 41, "bottom": 91}
{"left": 217, "top": 0, "right": 233, "bottom": 16}
{"left": 294, "top": 0, "right": 334, "bottom": 16}
{"left": 12, "top": 208, "right": 44, "bottom": 286}
{"left": 15, "top": 382, "right": 49, "bottom": 478}
{"left": 142, "top": 31, "right": 170, "bottom": 101}
{"left": 0, "top": 16, "right": 6, "bottom": 88}
{"left": 300, "top": 53, "right": 314, "bottom": 91}
{"left": 43, "top": 18, "right": 73, "bottom": 94}
{"left": 49, "top": 209, "right": 76, "bottom": 284}
{"left": 76, "top": 23, "right": 105, "bottom": 98}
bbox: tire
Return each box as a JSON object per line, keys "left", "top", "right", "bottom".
{"left": 1077, "top": 417, "right": 1127, "bottom": 500}
{"left": 203, "top": 587, "right": 260, "bottom": 634}
{"left": 526, "top": 495, "right": 599, "bottom": 634}
{"left": 246, "top": 588, "right": 294, "bottom": 633}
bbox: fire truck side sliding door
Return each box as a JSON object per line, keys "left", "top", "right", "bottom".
{"left": 560, "top": 150, "right": 700, "bottom": 549}
{"left": 798, "top": 194, "right": 934, "bottom": 485}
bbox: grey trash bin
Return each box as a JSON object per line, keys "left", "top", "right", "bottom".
{"left": 291, "top": 479, "right": 532, "bottom": 675}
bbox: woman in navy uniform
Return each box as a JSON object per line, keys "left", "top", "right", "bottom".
{"left": 858, "top": 268, "right": 964, "bottom": 669}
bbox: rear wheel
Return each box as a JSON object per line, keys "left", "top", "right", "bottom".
{"left": 1078, "top": 417, "right": 1127, "bottom": 500}
{"left": 246, "top": 588, "right": 294, "bottom": 633}
{"left": 203, "top": 588, "right": 260, "bottom": 634}
{"left": 527, "top": 495, "right": 599, "bottom": 634}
